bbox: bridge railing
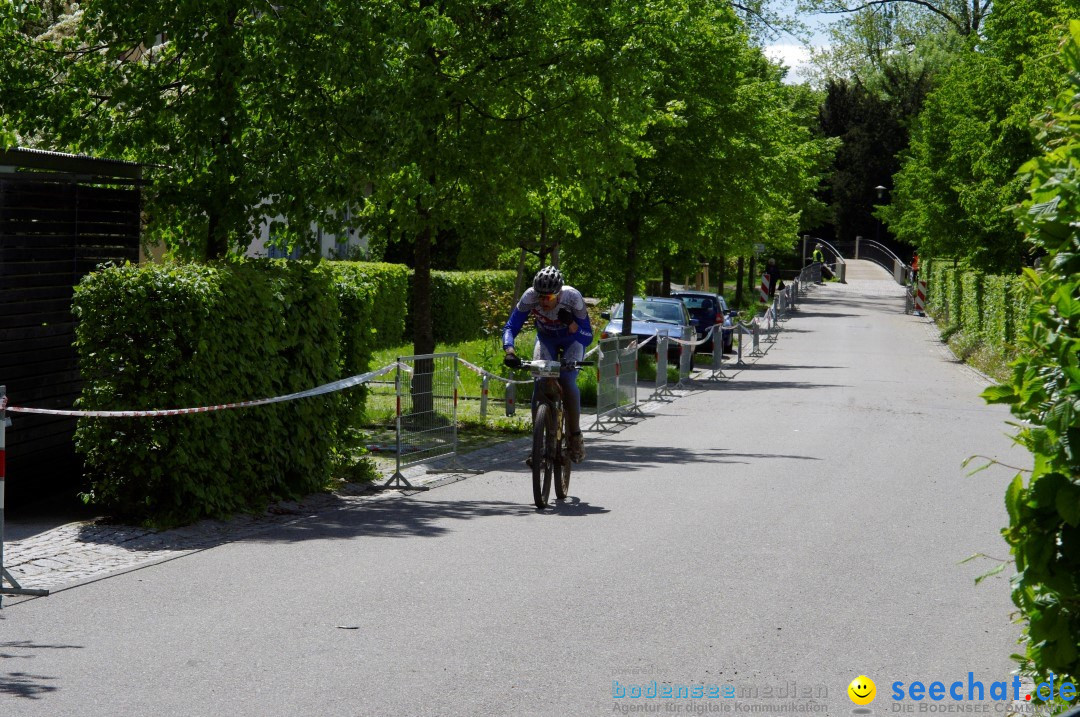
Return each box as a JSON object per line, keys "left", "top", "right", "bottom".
{"left": 837, "top": 238, "right": 910, "bottom": 285}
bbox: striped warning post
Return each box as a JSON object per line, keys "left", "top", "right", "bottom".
{"left": 914, "top": 280, "right": 927, "bottom": 316}
{"left": 759, "top": 275, "right": 770, "bottom": 305}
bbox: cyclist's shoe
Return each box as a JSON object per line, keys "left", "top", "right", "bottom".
{"left": 569, "top": 432, "right": 585, "bottom": 463}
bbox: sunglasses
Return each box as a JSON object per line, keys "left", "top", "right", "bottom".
{"left": 539, "top": 293, "right": 559, "bottom": 300}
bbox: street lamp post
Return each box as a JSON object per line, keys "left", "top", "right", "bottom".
{"left": 874, "top": 185, "right": 887, "bottom": 244}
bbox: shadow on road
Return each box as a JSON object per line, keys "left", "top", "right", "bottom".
{"left": 244, "top": 494, "right": 611, "bottom": 543}
{"left": 738, "top": 364, "right": 848, "bottom": 371}
{"left": 0, "top": 640, "right": 82, "bottom": 700}
{"left": 583, "top": 441, "right": 821, "bottom": 474}
{"left": 685, "top": 380, "right": 850, "bottom": 392}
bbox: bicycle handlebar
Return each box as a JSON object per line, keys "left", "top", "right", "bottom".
{"left": 520, "top": 359, "right": 593, "bottom": 368}
{"left": 519, "top": 359, "right": 593, "bottom": 377}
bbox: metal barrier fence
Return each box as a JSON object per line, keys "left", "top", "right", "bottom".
{"left": 385, "top": 352, "right": 471, "bottom": 489}
{"left": 617, "top": 336, "right": 642, "bottom": 418}
{"left": 740, "top": 320, "right": 763, "bottom": 357}
{"left": 652, "top": 336, "right": 673, "bottom": 400}
{"left": 593, "top": 336, "right": 621, "bottom": 429}
{"left": 676, "top": 326, "right": 694, "bottom": 388}
{"left": 701, "top": 325, "right": 729, "bottom": 381}
{"left": 591, "top": 336, "right": 644, "bottom": 430}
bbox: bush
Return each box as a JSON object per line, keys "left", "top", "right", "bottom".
{"left": 960, "top": 271, "right": 984, "bottom": 337}
{"left": 946, "top": 266, "right": 963, "bottom": 326}
{"left": 73, "top": 260, "right": 342, "bottom": 526}
{"left": 325, "top": 262, "right": 410, "bottom": 351}
{"left": 426, "top": 270, "right": 517, "bottom": 344}
{"left": 983, "top": 22, "right": 1080, "bottom": 694}
{"left": 981, "top": 274, "right": 1009, "bottom": 352}
{"left": 321, "top": 261, "right": 410, "bottom": 438}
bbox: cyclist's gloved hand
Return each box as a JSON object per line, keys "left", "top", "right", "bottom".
{"left": 503, "top": 351, "right": 522, "bottom": 369}
{"left": 557, "top": 308, "right": 575, "bottom": 326}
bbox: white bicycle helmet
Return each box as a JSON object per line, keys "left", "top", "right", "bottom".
{"left": 533, "top": 266, "right": 564, "bottom": 294}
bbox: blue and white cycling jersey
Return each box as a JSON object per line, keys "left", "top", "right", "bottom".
{"left": 502, "top": 285, "right": 593, "bottom": 350}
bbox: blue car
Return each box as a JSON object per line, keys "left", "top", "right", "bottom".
{"left": 600, "top": 296, "right": 696, "bottom": 361}
{"left": 670, "top": 290, "right": 734, "bottom": 353}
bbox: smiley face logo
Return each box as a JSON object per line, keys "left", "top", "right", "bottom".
{"left": 848, "top": 675, "right": 876, "bottom": 705}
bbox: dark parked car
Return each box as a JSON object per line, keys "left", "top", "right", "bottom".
{"left": 670, "top": 290, "right": 734, "bottom": 353}
{"left": 600, "top": 296, "right": 695, "bottom": 361}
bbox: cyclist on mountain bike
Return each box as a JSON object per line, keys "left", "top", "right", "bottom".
{"left": 503, "top": 266, "right": 592, "bottom": 462}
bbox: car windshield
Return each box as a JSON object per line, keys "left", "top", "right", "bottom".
{"left": 611, "top": 299, "right": 685, "bottom": 324}
{"left": 678, "top": 296, "right": 714, "bottom": 311}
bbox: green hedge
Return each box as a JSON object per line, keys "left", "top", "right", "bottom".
{"left": 325, "top": 262, "right": 410, "bottom": 352}
{"left": 984, "top": 23, "right": 1080, "bottom": 692}
{"left": 70, "top": 260, "right": 518, "bottom": 524}
{"left": 981, "top": 274, "right": 1010, "bottom": 352}
{"left": 422, "top": 270, "right": 517, "bottom": 344}
{"left": 922, "top": 259, "right": 1029, "bottom": 359}
{"left": 73, "top": 260, "right": 343, "bottom": 525}
{"left": 960, "top": 271, "right": 984, "bottom": 337}
{"left": 322, "top": 261, "right": 410, "bottom": 431}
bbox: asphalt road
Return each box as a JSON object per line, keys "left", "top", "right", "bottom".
{"left": 1, "top": 272, "right": 1028, "bottom": 716}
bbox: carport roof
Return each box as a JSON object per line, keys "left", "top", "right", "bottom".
{"left": 0, "top": 146, "right": 142, "bottom": 181}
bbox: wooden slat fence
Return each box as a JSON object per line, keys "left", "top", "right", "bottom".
{"left": 1, "top": 163, "right": 141, "bottom": 498}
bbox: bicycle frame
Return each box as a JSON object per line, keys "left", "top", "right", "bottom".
{"left": 522, "top": 359, "right": 575, "bottom": 508}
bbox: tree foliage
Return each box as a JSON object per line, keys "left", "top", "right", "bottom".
{"left": 983, "top": 19, "right": 1080, "bottom": 693}
{"left": 1, "top": 1, "right": 389, "bottom": 259}
{"left": 1, "top": 0, "right": 834, "bottom": 354}
{"left": 882, "top": 0, "right": 1074, "bottom": 270}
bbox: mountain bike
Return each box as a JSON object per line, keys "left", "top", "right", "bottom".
{"left": 520, "top": 359, "right": 591, "bottom": 509}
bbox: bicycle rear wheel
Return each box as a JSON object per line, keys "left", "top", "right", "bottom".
{"left": 554, "top": 410, "right": 571, "bottom": 500}
{"left": 532, "top": 404, "right": 553, "bottom": 509}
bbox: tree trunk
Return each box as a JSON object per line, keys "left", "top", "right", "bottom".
{"left": 661, "top": 265, "right": 671, "bottom": 296}
{"left": 513, "top": 245, "right": 528, "bottom": 300}
{"left": 735, "top": 257, "right": 745, "bottom": 307}
{"left": 412, "top": 218, "right": 436, "bottom": 357}
{"left": 717, "top": 255, "right": 726, "bottom": 297}
{"left": 621, "top": 214, "right": 640, "bottom": 337}
{"left": 748, "top": 256, "right": 756, "bottom": 297}
{"left": 411, "top": 215, "right": 436, "bottom": 417}
{"left": 409, "top": 1, "right": 439, "bottom": 414}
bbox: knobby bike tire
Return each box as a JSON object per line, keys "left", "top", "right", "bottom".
{"left": 554, "top": 408, "right": 571, "bottom": 500}
{"left": 532, "top": 403, "right": 553, "bottom": 509}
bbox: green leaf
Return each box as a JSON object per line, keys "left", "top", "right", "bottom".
{"left": 1005, "top": 474, "right": 1025, "bottom": 525}
{"left": 982, "top": 384, "right": 1020, "bottom": 404}
{"left": 975, "top": 563, "right": 1007, "bottom": 586}
{"left": 1055, "top": 482, "right": 1080, "bottom": 527}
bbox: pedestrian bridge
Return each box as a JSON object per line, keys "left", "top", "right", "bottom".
{"left": 842, "top": 258, "right": 899, "bottom": 281}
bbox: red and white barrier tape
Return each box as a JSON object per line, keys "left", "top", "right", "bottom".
{"left": 4, "top": 363, "right": 403, "bottom": 418}
{"left": 457, "top": 358, "right": 534, "bottom": 386}
{"left": 665, "top": 324, "right": 717, "bottom": 348}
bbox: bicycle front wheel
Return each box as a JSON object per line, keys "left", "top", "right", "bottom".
{"left": 554, "top": 410, "right": 571, "bottom": 500}
{"left": 532, "top": 404, "right": 553, "bottom": 509}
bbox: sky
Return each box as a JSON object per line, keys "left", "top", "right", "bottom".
{"left": 761, "top": 3, "right": 837, "bottom": 85}
{"left": 764, "top": 43, "right": 816, "bottom": 84}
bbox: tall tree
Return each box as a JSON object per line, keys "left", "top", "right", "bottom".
{"left": 882, "top": 0, "right": 1074, "bottom": 270}
{"left": 356, "top": 0, "right": 663, "bottom": 356}
{"left": 0, "top": 1, "right": 380, "bottom": 258}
